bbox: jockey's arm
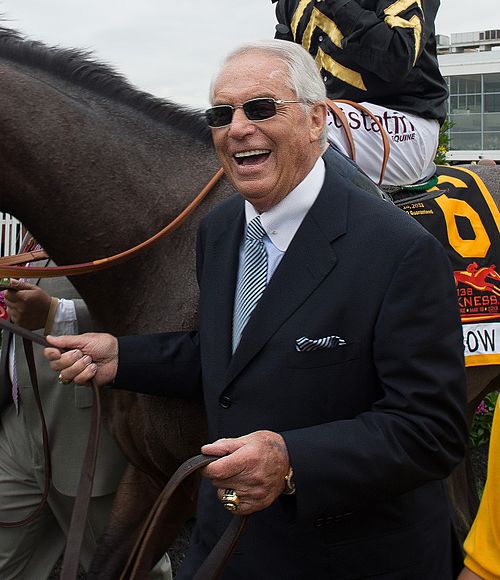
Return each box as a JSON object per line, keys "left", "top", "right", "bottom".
{"left": 274, "top": 0, "right": 435, "bottom": 83}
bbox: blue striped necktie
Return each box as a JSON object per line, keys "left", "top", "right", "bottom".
{"left": 232, "top": 216, "right": 268, "bottom": 351}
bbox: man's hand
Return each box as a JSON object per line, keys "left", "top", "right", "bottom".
{"left": 201, "top": 430, "right": 291, "bottom": 515}
{"left": 44, "top": 333, "right": 119, "bottom": 386}
{"left": 4, "top": 279, "right": 51, "bottom": 330}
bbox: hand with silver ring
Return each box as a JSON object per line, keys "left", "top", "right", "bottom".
{"left": 58, "top": 373, "right": 72, "bottom": 385}
{"left": 221, "top": 488, "right": 240, "bottom": 511}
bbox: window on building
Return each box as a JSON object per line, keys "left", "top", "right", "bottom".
{"left": 450, "top": 113, "right": 481, "bottom": 131}
{"left": 450, "top": 94, "right": 481, "bottom": 114}
{"left": 484, "top": 133, "right": 500, "bottom": 149}
{"left": 485, "top": 94, "right": 500, "bottom": 112}
{"left": 445, "top": 71, "right": 500, "bottom": 155}
{"left": 449, "top": 132, "right": 482, "bottom": 150}
{"left": 484, "top": 73, "right": 500, "bottom": 94}
{"left": 449, "top": 74, "right": 482, "bottom": 96}
{"left": 484, "top": 113, "right": 500, "bottom": 132}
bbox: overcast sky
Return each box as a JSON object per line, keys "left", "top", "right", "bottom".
{"left": 1, "top": 1, "right": 498, "bottom": 107}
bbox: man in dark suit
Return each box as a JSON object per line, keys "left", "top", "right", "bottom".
{"left": 45, "top": 40, "right": 468, "bottom": 579}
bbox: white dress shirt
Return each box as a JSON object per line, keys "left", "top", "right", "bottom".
{"left": 239, "top": 156, "right": 326, "bottom": 282}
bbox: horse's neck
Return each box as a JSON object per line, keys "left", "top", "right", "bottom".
{"left": 0, "top": 55, "right": 229, "bottom": 334}
{"left": 1, "top": 61, "right": 215, "bottom": 250}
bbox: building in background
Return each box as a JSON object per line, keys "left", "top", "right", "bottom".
{"left": 438, "top": 31, "right": 500, "bottom": 163}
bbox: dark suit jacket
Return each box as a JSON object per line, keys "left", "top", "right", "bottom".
{"left": 115, "top": 148, "right": 467, "bottom": 579}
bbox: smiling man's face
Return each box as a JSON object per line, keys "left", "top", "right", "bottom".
{"left": 211, "top": 51, "right": 325, "bottom": 213}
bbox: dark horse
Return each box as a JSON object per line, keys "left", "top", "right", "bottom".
{"left": 0, "top": 25, "right": 234, "bottom": 577}
{"left": 0, "top": 25, "right": 499, "bottom": 577}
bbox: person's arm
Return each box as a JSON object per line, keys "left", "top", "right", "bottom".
{"left": 282, "top": 232, "right": 467, "bottom": 522}
{"left": 45, "top": 221, "right": 207, "bottom": 396}
{"left": 461, "top": 399, "right": 500, "bottom": 580}
{"left": 44, "top": 330, "right": 202, "bottom": 399}
{"left": 4, "top": 279, "right": 51, "bottom": 330}
{"left": 113, "top": 331, "right": 202, "bottom": 398}
{"left": 201, "top": 431, "right": 291, "bottom": 515}
{"left": 45, "top": 333, "right": 119, "bottom": 386}
{"left": 275, "top": 0, "right": 434, "bottom": 82}
{"left": 69, "top": 298, "right": 93, "bottom": 334}
{"left": 51, "top": 298, "right": 78, "bottom": 335}
{"left": 3, "top": 279, "right": 91, "bottom": 336}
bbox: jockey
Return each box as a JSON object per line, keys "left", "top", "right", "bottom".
{"left": 273, "top": 0, "right": 448, "bottom": 187}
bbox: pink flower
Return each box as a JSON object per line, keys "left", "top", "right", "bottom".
{"left": 0, "top": 291, "right": 8, "bottom": 321}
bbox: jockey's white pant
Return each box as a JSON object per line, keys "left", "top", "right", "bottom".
{"left": 327, "top": 101, "right": 440, "bottom": 187}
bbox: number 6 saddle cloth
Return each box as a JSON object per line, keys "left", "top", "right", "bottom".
{"left": 396, "top": 165, "right": 500, "bottom": 368}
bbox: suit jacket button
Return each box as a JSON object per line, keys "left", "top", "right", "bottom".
{"left": 219, "top": 395, "right": 232, "bottom": 409}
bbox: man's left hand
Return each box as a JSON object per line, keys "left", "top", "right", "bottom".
{"left": 201, "top": 430, "right": 291, "bottom": 515}
{"left": 4, "top": 279, "right": 51, "bottom": 330}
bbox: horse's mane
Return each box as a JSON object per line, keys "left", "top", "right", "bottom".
{"left": 0, "top": 25, "right": 212, "bottom": 143}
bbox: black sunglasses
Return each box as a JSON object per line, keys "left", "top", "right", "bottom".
{"left": 205, "top": 97, "right": 302, "bottom": 128}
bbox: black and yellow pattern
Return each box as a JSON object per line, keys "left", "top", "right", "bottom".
{"left": 274, "top": 0, "right": 448, "bottom": 123}
{"left": 399, "top": 166, "right": 500, "bottom": 367}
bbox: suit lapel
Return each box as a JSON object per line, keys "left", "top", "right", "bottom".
{"left": 202, "top": 201, "right": 245, "bottom": 375}
{"left": 224, "top": 157, "right": 350, "bottom": 388}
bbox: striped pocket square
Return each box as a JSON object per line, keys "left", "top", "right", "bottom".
{"left": 295, "top": 335, "right": 347, "bottom": 352}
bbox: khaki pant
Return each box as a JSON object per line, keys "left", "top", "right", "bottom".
{"left": 0, "top": 404, "right": 172, "bottom": 580}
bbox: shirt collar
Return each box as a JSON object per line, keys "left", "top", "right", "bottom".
{"left": 244, "top": 156, "right": 326, "bottom": 251}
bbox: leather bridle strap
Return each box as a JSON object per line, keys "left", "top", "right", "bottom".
{"left": 0, "top": 167, "right": 225, "bottom": 279}
{"left": 0, "top": 332, "right": 52, "bottom": 528}
{"left": 326, "top": 98, "right": 391, "bottom": 185}
{"left": 326, "top": 98, "right": 356, "bottom": 162}
{"left": 0, "top": 249, "right": 49, "bottom": 267}
{"left": 122, "top": 454, "right": 248, "bottom": 580}
{"left": 59, "top": 378, "right": 102, "bottom": 580}
{"left": 0, "top": 316, "right": 102, "bottom": 580}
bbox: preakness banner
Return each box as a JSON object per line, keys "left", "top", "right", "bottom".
{"left": 399, "top": 165, "right": 500, "bottom": 367}
{"left": 462, "top": 322, "right": 499, "bottom": 366}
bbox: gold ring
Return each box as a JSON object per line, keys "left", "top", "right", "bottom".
{"left": 221, "top": 488, "right": 240, "bottom": 511}
{"left": 58, "top": 373, "right": 72, "bottom": 385}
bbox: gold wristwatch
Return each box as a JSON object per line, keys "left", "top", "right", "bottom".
{"left": 283, "top": 466, "right": 296, "bottom": 495}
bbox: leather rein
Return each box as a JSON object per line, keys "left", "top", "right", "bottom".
{"left": 0, "top": 321, "right": 54, "bottom": 529}
{"left": 326, "top": 98, "right": 390, "bottom": 185}
{"left": 0, "top": 167, "right": 225, "bottom": 278}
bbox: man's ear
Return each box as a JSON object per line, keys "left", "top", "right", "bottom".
{"left": 309, "top": 101, "right": 327, "bottom": 143}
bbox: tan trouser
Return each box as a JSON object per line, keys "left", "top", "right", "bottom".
{"left": 0, "top": 404, "right": 172, "bottom": 580}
